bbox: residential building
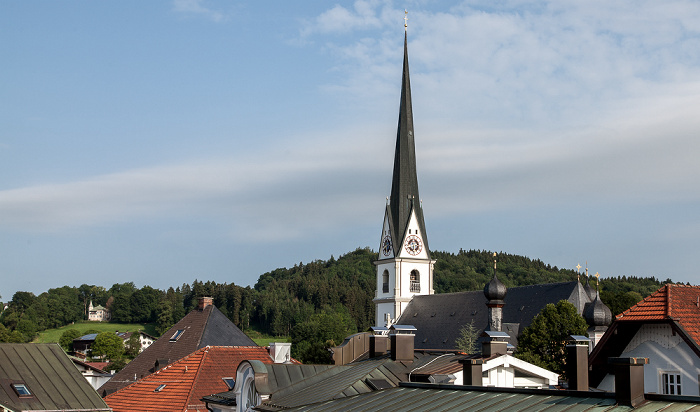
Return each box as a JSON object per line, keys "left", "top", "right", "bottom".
{"left": 0, "top": 343, "right": 110, "bottom": 412}
{"left": 88, "top": 300, "right": 110, "bottom": 322}
{"left": 70, "top": 357, "right": 114, "bottom": 390}
{"left": 99, "top": 296, "right": 256, "bottom": 396}
{"left": 589, "top": 284, "right": 700, "bottom": 396}
{"left": 105, "top": 345, "right": 282, "bottom": 412}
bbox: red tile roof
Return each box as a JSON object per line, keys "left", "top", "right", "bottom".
{"left": 100, "top": 304, "right": 256, "bottom": 395}
{"left": 616, "top": 284, "right": 700, "bottom": 345}
{"left": 105, "top": 346, "right": 274, "bottom": 412}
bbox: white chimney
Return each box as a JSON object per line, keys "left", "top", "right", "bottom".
{"left": 269, "top": 342, "right": 292, "bottom": 363}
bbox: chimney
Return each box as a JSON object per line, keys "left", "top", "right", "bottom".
{"left": 481, "top": 330, "right": 509, "bottom": 357}
{"left": 389, "top": 325, "right": 416, "bottom": 362}
{"left": 369, "top": 326, "right": 389, "bottom": 358}
{"left": 565, "top": 335, "right": 590, "bottom": 391}
{"left": 269, "top": 342, "right": 291, "bottom": 363}
{"left": 198, "top": 296, "right": 213, "bottom": 310}
{"left": 459, "top": 359, "right": 483, "bottom": 386}
{"left": 609, "top": 357, "right": 648, "bottom": 407}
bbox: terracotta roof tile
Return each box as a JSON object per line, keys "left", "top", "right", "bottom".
{"left": 100, "top": 304, "right": 256, "bottom": 395}
{"left": 616, "top": 284, "right": 700, "bottom": 346}
{"left": 105, "top": 346, "right": 275, "bottom": 412}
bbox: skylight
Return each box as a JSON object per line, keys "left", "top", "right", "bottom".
{"left": 12, "top": 383, "right": 31, "bottom": 396}
{"left": 222, "top": 377, "right": 235, "bottom": 390}
{"left": 155, "top": 384, "right": 166, "bottom": 392}
{"left": 169, "top": 329, "right": 185, "bottom": 342}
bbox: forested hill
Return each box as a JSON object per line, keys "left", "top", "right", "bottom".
{"left": 0, "top": 248, "right": 671, "bottom": 345}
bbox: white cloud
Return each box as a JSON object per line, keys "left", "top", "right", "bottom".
{"left": 172, "top": 0, "right": 226, "bottom": 22}
{"left": 0, "top": 133, "right": 387, "bottom": 241}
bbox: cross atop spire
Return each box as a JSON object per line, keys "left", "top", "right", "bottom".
{"left": 404, "top": 10, "right": 408, "bottom": 31}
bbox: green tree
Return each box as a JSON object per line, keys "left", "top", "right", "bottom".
{"left": 291, "top": 305, "right": 356, "bottom": 364}
{"left": 516, "top": 300, "right": 588, "bottom": 377}
{"left": 455, "top": 320, "right": 478, "bottom": 354}
{"left": 124, "top": 332, "right": 141, "bottom": 358}
{"left": 59, "top": 329, "right": 82, "bottom": 352}
{"left": 91, "top": 332, "right": 125, "bottom": 361}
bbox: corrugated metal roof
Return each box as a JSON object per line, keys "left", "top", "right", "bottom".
{"left": 283, "top": 385, "right": 700, "bottom": 412}
{"left": 0, "top": 343, "right": 111, "bottom": 412}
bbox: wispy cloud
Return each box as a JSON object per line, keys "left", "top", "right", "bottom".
{"left": 0, "top": 134, "right": 386, "bottom": 241}
{"left": 172, "top": 0, "right": 227, "bottom": 22}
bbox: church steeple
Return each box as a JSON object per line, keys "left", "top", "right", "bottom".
{"left": 389, "top": 31, "right": 430, "bottom": 258}
{"left": 373, "top": 22, "right": 435, "bottom": 328}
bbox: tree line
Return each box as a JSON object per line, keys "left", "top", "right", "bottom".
{"left": 0, "top": 247, "right": 671, "bottom": 362}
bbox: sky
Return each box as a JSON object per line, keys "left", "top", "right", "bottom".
{"left": 2, "top": 0, "right": 700, "bottom": 300}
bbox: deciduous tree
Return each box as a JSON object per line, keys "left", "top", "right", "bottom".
{"left": 516, "top": 300, "right": 588, "bottom": 377}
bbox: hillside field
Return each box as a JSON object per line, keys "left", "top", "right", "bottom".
{"left": 35, "top": 321, "right": 158, "bottom": 344}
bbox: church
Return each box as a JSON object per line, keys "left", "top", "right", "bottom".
{"left": 372, "top": 26, "right": 612, "bottom": 351}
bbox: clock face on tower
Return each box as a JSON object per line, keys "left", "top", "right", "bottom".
{"left": 404, "top": 235, "right": 423, "bottom": 256}
{"left": 382, "top": 235, "right": 392, "bottom": 256}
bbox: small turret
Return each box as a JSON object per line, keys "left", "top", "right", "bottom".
{"left": 584, "top": 278, "right": 612, "bottom": 349}
{"left": 484, "top": 253, "right": 507, "bottom": 331}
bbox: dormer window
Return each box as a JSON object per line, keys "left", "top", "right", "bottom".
{"left": 169, "top": 329, "right": 185, "bottom": 342}
{"left": 12, "top": 383, "right": 31, "bottom": 397}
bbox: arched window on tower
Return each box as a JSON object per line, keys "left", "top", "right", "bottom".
{"left": 410, "top": 270, "right": 420, "bottom": 293}
{"left": 382, "top": 270, "right": 389, "bottom": 293}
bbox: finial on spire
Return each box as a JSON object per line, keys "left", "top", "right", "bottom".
{"left": 595, "top": 272, "right": 600, "bottom": 291}
{"left": 493, "top": 252, "right": 497, "bottom": 273}
{"left": 576, "top": 263, "right": 582, "bottom": 281}
{"left": 404, "top": 10, "right": 408, "bottom": 31}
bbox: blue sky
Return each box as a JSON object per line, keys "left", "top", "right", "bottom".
{"left": 2, "top": 0, "right": 700, "bottom": 300}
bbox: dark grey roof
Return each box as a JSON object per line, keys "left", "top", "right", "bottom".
{"left": 398, "top": 281, "right": 591, "bottom": 350}
{"left": 99, "top": 304, "right": 255, "bottom": 395}
{"left": 257, "top": 352, "right": 448, "bottom": 411}
{"left": 584, "top": 291, "right": 613, "bottom": 328}
{"left": 0, "top": 343, "right": 110, "bottom": 412}
{"left": 283, "top": 383, "right": 700, "bottom": 412}
{"left": 389, "top": 32, "right": 430, "bottom": 257}
{"left": 205, "top": 353, "right": 446, "bottom": 411}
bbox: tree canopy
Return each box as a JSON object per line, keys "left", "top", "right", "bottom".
{"left": 0, "top": 247, "right": 669, "bottom": 355}
{"left": 515, "top": 300, "right": 589, "bottom": 377}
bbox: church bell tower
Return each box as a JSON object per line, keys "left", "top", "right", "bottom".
{"left": 374, "top": 25, "right": 435, "bottom": 327}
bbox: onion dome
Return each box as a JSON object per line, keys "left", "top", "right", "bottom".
{"left": 584, "top": 291, "right": 612, "bottom": 328}
{"left": 484, "top": 274, "right": 507, "bottom": 304}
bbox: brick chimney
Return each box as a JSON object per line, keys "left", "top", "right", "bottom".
{"left": 198, "top": 296, "right": 213, "bottom": 310}
{"left": 565, "top": 335, "right": 590, "bottom": 391}
{"left": 459, "top": 359, "right": 483, "bottom": 386}
{"left": 389, "top": 325, "right": 416, "bottom": 362}
{"left": 609, "top": 357, "right": 649, "bottom": 407}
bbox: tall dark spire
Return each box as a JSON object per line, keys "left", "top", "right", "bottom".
{"left": 389, "top": 32, "right": 429, "bottom": 256}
